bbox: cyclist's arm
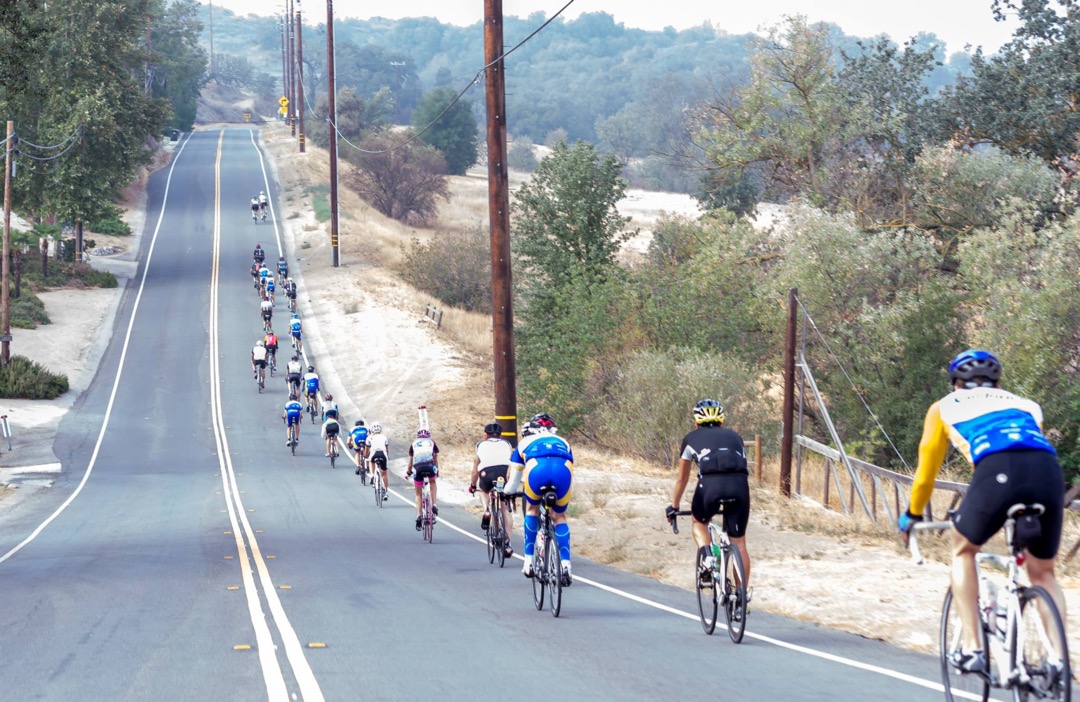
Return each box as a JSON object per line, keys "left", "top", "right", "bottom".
{"left": 909, "top": 401, "right": 950, "bottom": 516}
{"left": 470, "top": 455, "right": 481, "bottom": 486}
{"left": 502, "top": 459, "right": 524, "bottom": 494}
{"left": 671, "top": 457, "right": 693, "bottom": 510}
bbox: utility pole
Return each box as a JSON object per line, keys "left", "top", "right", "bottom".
{"left": 484, "top": 0, "right": 517, "bottom": 443}
{"left": 326, "top": 0, "right": 339, "bottom": 267}
{"left": 288, "top": 0, "right": 296, "bottom": 136}
{"left": 295, "top": 1, "right": 306, "bottom": 152}
{"left": 779, "top": 287, "right": 798, "bottom": 497}
{"left": 2, "top": 121, "right": 13, "bottom": 365}
{"left": 280, "top": 14, "right": 289, "bottom": 124}
{"left": 208, "top": 1, "right": 214, "bottom": 77}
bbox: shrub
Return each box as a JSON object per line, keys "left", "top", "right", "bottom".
{"left": 309, "top": 184, "right": 332, "bottom": 222}
{"left": 508, "top": 137, "right": 539, "bottom": 173}
{"left": 10, "top": 291, "right": 50, "bottom": 328}
{"left": 399, "top": 227, "right": 491, "bottom": 312}
{"left": 0, "top": 355, "right": 68, "bottom": 399}
{"left": 87, "top": 216, "right": 131, "bottom": 236}
{"left": 597, "top": 347, "right": 774, "bottom": 466}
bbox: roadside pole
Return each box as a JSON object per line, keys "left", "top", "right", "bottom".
{"left": 2, "top": 120, "right": 12, "bottom": 365}
{"left": 295, "top": 1, "right": 306, "bottom": 153}
{"left": 326, "top": 0, "right": 339, "bottom": 267}
{"left": 484, "top": 0, "right": 517, "bottom": 444}
{"left": 779, "top": 287, "right": 798, "bottom": 497}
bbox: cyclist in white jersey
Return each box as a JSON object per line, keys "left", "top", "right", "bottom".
{"left": 365, "top": 424, "right": 390, "bottom": 501}
{"left": 470, "top": 422, "right": 514, "bottom": 555}
{"left": 406, "top": 429, "right": 440, "bottom": 531}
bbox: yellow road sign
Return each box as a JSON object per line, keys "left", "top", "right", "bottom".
{"left": 279, "top": 96, "right": 289, "bottom": 107}
{"left": 279, "top": 106, "right": 288, "bottom": 115}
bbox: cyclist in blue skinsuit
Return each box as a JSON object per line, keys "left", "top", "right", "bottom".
{"left": 289, "top": 313, "right": 303, "bottom": 353}
{"left": 501, "top": 413, "right": 574, "bottom": 585}
{"left": 282, "top": 393, "right": 303, "bottom": 446}
{"left": 303, "top": 366, "right": 320, "bottom": 412}
{"left": 349, "top": 420, "right": 370, "bottom": 477}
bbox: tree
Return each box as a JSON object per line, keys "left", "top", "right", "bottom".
{"left": 307, "top": 87, "right": 391, "bottom": 149}
{"left": 342, "top": 131, "right": 449, "bottom": 225}
{"left": 150, "top": 0, "right": 208, "bottom": 131}
{"left": 412, "top": 88, "right": 478, "bottom": 175}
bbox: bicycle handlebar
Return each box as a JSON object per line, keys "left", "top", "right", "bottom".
{"left": 668, "top": 510, "right": 692, "bottom": 535}
{"left": 907, "top": 520, "right": 952, "bottom": 565}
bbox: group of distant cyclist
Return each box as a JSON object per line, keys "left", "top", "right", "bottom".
{"left": 250, "top": 191, "right": 269, "bottom": 222}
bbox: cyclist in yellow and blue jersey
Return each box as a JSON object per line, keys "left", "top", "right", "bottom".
{"left": 501, "top": 413, "right": 574, "bottom": 585}
{"left": 898, "top": 350, "right": 1065, "bottom": 676}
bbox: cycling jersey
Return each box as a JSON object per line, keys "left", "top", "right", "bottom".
{"left": 286, "top": 282, "right": 297, "bottom": 297}
{"left": 410, "top": 438, "right": 438, "bottom": 466}
{"left": 253, "top": 248, "right": 265, "bottom": 263}
{"left": 506, "top": 433, "right": 574, "bottom": 511}
{"left": 680, "top": 426, "right": 748, "bottom": 476}
{"left": 259, "top": 195, "right": 268, "bottom": 208}
{"left": 252, "top": 345, "right": 268, "bottom": 363}
{"left": 476, "top": 437, "right": 513, "bottom": 469}
{"left": 264, "top": 334, "right": 278, "bottom": 349}
{"left": 910, "top": 387, "right": 1056, "bottom": 516}
{"left": 321, "top": 418, "right": 340, "bottom": 438}
{"left": 349, "top": 426, "right": 369, "bottom": 448}
{"left": 290, "top": 319, "right": 302, "bottom": 336}
{"left": 284, "top": 400, "right": 303, "bottom": 423}
{"left": 366, "top": 434, "right": 390, "bottom": 454}
{"left": 303, "top": 373, "right": 320, "bottom": 394}
{"left": 266, "top": 278, "right": 275, "bottom": 292}
{"left": 261, "top": 301, "right": 273, "bottom": 317}
{"left": 286, "top": 360, "right": 302, "bottom": 375}
{"left": 322, "top": 404, "right": 339, "bottom": 421}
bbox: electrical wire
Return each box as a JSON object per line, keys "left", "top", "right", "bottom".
{"left": 16, "top": 136, "right": 81, "bottom": 163}
{"left": 795, "top": 293, "right": 912, "bottom": 470}
{"left": 330, "top": 0, "right": 575, "bottom": 155}
{"left": 16, "top": 126, "right": 82, "bottom": 153}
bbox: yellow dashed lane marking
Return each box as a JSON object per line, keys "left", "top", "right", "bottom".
{"left": 233, "top": 644, "right": 252, "bottom": 651}
{"left": 227, "top": 586, "right": 240, "bottom": 591}
{"left": 307, "top": 643, "right": 326, "bottom": 649}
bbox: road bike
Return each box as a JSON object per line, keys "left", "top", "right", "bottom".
{"left": 671, "top": 502, "right": 748, "bottom": 642}
{"left": 485, "top": 477, "right": 511, "bottom": 568}
{"left": 327, "top": 435, "right": 338, "bottom": 469}
{"left": 910, "top": 503, "right": 1071, "bottom": 702}
{"left": 254, "top": 364, "right": 266, "bottom": 393}
{"left": 306, "top": 394, "right": 318, "bottom": 424}
{"left": 354, "top": 447, "right": 368, "bottom": 483}
{"left": 418, "top": 476, "right": 435, "bottom": 543}
{"left": 267, "top": 289, "right": 275, "bottom": 306}
{"left": 287, "top": 422, "right": 298, "bottom": 456}
{"left": 267, "top": 348, "right": 277, "bottom": 376}
{"left": 371, "top": 455, "right": 387, "bottom": 507}
{"left": 288, "top": 295, "right": 297, "bottom": 313}
{"left": 529, "top": 487, "right": 566, "bottom": 618}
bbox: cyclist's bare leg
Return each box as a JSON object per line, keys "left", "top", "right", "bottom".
{"left": 730, "top": 534, "right": 751, "bottom": 586}
{"left": 1025, "top": 554, "right": 1067, "bottom": 654}
{"left": 951, "top": 529, "right": 983, "bottom": 652}
{"left": 413, "top": 483, "right": 423, "bottom": 516}
{"left": 429, "top": 478, "right": 438, "bottom": 510}
{"left": 690, "top": 516, "right": 711, "bottom": 553}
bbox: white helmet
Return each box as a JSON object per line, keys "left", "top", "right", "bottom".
{"left": 371, "top": 422, "right": 382, "bottom": 433}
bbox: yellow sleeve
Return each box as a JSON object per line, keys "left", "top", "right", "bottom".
{"left": 909, "top": 401, "right": 950, "bottom": 516}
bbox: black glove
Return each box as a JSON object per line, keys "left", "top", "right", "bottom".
{"left": 665, "top": 505, "right": 678, "bottom": 524}
{"left": 468, "top": 484, "right": 477, "bottom": 495}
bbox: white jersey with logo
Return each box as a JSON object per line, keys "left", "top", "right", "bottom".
{"left": 475, "top": 437, "right": 513, "bottom": 469}
{"left": 410, "top": 438, "right": 437, "bottom": 464}
{"left": 252, "top": 345, "right": 268, "bottom": 362}
{"left": 366, "top": 434, "right": 390, "bottom": 454}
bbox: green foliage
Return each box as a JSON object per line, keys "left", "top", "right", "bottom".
{"left": 597, "top": 347, "right": 774, "bottom": 466}
{"left": 400, "top": 228, "right": 491, "bottom": 313}
{"left": 307, "top": 87, "right": 391, "bottom": 149}
{"left": 88, "top": 214, "right": 131, "bottom": 236}
{"left": 413, "top": 88, "right": 478, "bottom": 175}
{"left": 10, "top": 291, "right": 49, "bottom": 329}
{"left": 343, "top": 130, "right": 449, "bottom": 225}
{"left": 0, "top": 355, "right": 68, "bottom": 399}
{"left": 508, "top": 136, "right": 539, "bottom": 173}
{"left": 150, "top": 0, "right": 208, "bottom": 131}
{"left": 23, "top": 261, "right": 117, "bottom": 290}
{"left": 308, "top": 184, "right": 331, "bottom": 223}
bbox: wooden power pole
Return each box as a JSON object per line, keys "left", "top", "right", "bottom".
{"left": 295, "top": 2, "right": 306, "bottom": 152}
{"left": 2, "top": 121, "right": 13, "bottom": 365}
{"left": 779, "top": 287, "right": 798, "bottom": 497}
{"left": 326, "top": 0, "right": 339, "bottom": 267}
{"left": 287, "top": 0, "right": 296, "bottom": 135}
{"left": 484, "top": 0, "right": 517, "bottom": 443}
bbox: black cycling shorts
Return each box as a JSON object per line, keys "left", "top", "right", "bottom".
{"left": 253, "top": 359, "right": 267, "bottom": 369}
{"left": 954, "top": 449, "right": 1064, "bottom": 559}
{"left": 412, "top": 462, "right": 438, "bottom": 483}
{"left": 370, "top": 451, "right": 387, "bottom": 469}
{"left": 478, "top": 465, "right": 509, "bottom": 493}
{"left": 690, "top": 473, "right": 750, "bottom": 538}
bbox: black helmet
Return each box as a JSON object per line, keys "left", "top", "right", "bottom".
{"left": 355, "top": 419, "right": 364, "bottom": 427}
{"left": 693, "top": 399, "right": 725, "bottom": 426}
{"left": 288, "top": 393, "right": 297, "bottom": 401}
{"left": 484, "top": 422, "right": 503, "bottom": 436}
{"left": 307, "top": 366, "right": 314, "bottom": 372}
{"left": 948, "top": 350, "right": 1001, "bottom": 385}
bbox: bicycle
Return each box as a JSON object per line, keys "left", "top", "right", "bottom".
{"left": 254, "top": 364, "right": 266, "bottom": 393}
{"left": 307, "top": 394, "right": 318, "bottom": 424}
{"left": 419, "top": 477, "right": 435, "bottom": 543}
{"left": 910, "top": 503, "right": 1071, "bottom": 702}
{"left": 371, "top": 455, "right": 387, "bottom": 507}
{"left": 287, "top": 422, "right": 298, "bottom": 456}
{"left": 288, "top": 296, "right": 297, "bottom": 313}
{"left": 485, "top": 477, "right": 511, "bottom": 568}
{"left": 328, "top": 435, "right": 338, "bottom": 469}
{"left": 267, "top": 349, "right": 277, "bottom": 377}
{"left": 528, "top": 487, "right": 566, "bottom": 618}
{"left": 262, "top": 316, "right": 272, "bottom": 334}
{"left": 353, "top": 447, "right": 368, "bottom": 483}
{"left": 670, "top": 503, "right": 748, "bottom": 642}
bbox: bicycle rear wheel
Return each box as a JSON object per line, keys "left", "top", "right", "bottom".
{"left": 940, "top": 588, "right": 991, "bottom": 702}
{"left": 548, "top": 530, "right": 563, "bottom": 618}
{"left": 494, "top": 508, "right": 507, "bottom": 568}
{"left": 330, "top": 448, "right": 336, "bottom": 470}
{"left": 695, "top": 546, "right": 718, "bottom": 635}
{"left": 290, "top": 426, "right": 296, "bottom": 456}
{"left": 532, "top": 539, "right": 546, "bottom": 611}
{"left": 422, "top": 493, "right": 434, "bottom": 543}
{"left": 486, "top": 511, "right": 497, "bottom": 564}
{"left": 723, "top": 545, "right": 748, "bottom": 643}
{"left": 1014, "top": 585, "right": 1070, "bottom": 702}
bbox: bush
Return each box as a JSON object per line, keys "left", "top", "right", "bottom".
{"left": 508, "top": 137, "right": 539, "bottom": 173}
{"left": 597, "top": 347, "right": 774, "bottom": 466}
{"left": 10, "top": 291, "right": 50, "bottom": 329}
{"left": 87, "top": 216, "right": 131, "bottom": 236}
{"left": 400, "top": 227, "right": 491, "bottom": 312}
{"left": 309, "top": 184, "right": 332, "bottom": 223}
{"left": 0, "top": 355, "right": 68, "bottom": 399}
{"left": 23, "top": 262, "right": 117, "bottom": 291}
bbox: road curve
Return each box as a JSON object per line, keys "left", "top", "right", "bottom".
{"left": 0, "top": 128, "right": 1030, "bottom": 702}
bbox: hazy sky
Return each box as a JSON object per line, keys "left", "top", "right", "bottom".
{"left": 209, "top": 0, "right": 1021, "bottom": 55}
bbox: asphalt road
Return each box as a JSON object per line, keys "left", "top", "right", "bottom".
{"left": 0, "top": 128, "right": 1024, "bottom": 701}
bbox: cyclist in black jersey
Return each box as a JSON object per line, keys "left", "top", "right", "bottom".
{"left": 666, "top": 399, "right": 751, "bottom": 588}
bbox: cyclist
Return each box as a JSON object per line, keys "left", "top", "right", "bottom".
{"left": 289, "top": 313, "right": 303, "bottom": 353}
{"left": 252, "top": 243, "right": 266, "bottom": 265}
{"left": 260, "top": 295, "right": 273, "bottom": 330}
{"left": 250, "top": 197, "right": 260, "bottom": 221}
{"left": 285, "top": 277, "right": 297, "bottom": 311}
{"left": 258, "top": 263, "right": 271, "bottom": 292}
{"left": 265, "top": 274, "right": 276, "bottom": 305}
{"left": 282, "top": 393, "right": 303, "bottom": 446}
{"left": 250, "top": 339, "right": 268, "bottom": 381}
{"left": 898, "top": 350, "right": 1065, "bottom": 676}
{"left": 263, "top": 329, "right": 279, "bottom": 371}
{"left": 277, "top": 255, "right": 288, "bottom": 279}
{"left": 303, "top": 366, "right": 320, "bottom": 413}
{"left": 321, "top": 412, "right": 341, "bottom": 458}
{"left": 349, "top": 420, "right": 370, "bottom": 476}
{"left": 258, "top": 190, "right": 268, "bottom": 217}
{"left": 501, "top": 413, "right": 574, "bottom": 584}
{"left": 366, "top": 422, "right": 390, "bottom": 501}
{"left": 666, "top": 399, "right": 751, "bottom": 592}
{"left": 285, "top": 354, "right": 303, "bottom": 395}
{"left": 321, "top": 392, "right": 339, "bottom": 422}
{"left": 470, "top": 422, "right": 514, "bottom": 555}
{"left": 249, "top": 261, "right": 260, "bottom": 289}
{"left": 406, "top": 428, "right": 440, "bottom": 531}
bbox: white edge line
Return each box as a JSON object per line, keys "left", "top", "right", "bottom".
{"left": 0, "top": 135, "right": 193, "bottom": 565}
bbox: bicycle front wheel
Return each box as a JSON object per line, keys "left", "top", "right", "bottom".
{"left": 532, "top": 541, "right": 546, "bottom": 611}
{"left": 696, "top": 546, "right": 718, "bottom": 635}
{"left": 1013, "top": 585, "right": 1071, "bottom": 702}
{"left": 723, "top": 544, "right": 748, "bottom": 644}
{"left": 486, "top": 513, "right": 497, "bottom": 564}
{"left": 494, "top": 508, "right": 507, "bottom": 568}
{"left": 548, "top": 532, "right": 563, "bottom": 618}
{"left": 940, "top": 588, "right": 991, "bottom": 702}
